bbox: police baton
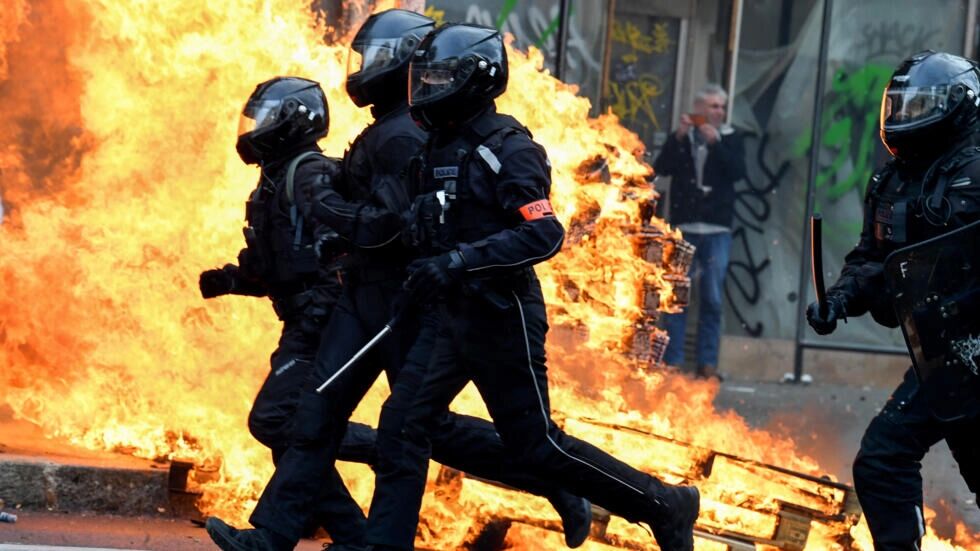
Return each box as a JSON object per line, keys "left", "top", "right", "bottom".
{"left": 810, "top": 213, "right": 828, "bottom": 317}
{"left": 314, "top": 305, "right": 410, "bottom": 394}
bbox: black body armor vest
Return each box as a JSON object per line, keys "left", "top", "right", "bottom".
{"left": 869, "top": 144, "right": 980, "bottom": 256}
{"left": 242, "top": 152, "right": 327, "bottom": 294}
{"left": 416, "top": 113, "right": 542, "bottom": 253}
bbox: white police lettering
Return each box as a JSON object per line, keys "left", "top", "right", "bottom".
{"left": 433, "top": 166, "right": 458, "bottom": 179}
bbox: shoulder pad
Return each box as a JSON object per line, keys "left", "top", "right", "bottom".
{"left": 469, "top": 112, "right": 528, "bottom": 140}
{"left": 865, "top": 161, "right": 896, "bottom": 200}
{"left": 953, "top": 154, "right": 980, "bottom": 182}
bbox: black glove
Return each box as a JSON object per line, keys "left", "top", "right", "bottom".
{"left": 404, "top": 251, "right": 465, "bottom": 303}
{"left": 199, "top": 265, "right": 238, "bottom": 299}
{"left": 806, "top": 294, "right": 847, "bottom": 335}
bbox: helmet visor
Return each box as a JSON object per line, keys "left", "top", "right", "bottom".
{"left": 882, "top": 85, "right": 949, "bottom": 128}
{"left": 238, "top": 99, "right": 281, "bottom": 137}
{"left": 348, "top": 38, "right": 401, "bottom": 78}
{"left": 409, "top": 59, "right": 459, "bottom": 105}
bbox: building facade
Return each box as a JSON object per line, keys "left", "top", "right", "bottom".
{"left": 344, "top": 0, "right": 979, "bottom": 382}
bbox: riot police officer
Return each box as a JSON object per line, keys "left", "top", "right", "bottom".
{"left": 199, "top": 76, "right": 373, "bottom": 550}
{"left": 807, "top": 51, "right": 980, "bottom": 550}
{"left": 206, "top": 11, "right": 590, "bottom": 551}
{"left": 366, "top": 23, "right": 701, "bottom": 551}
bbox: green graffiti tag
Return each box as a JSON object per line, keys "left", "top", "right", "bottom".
{"left": 496, "top": 0, "right": 519, "bottom": 29}
{"left": 793, "top": 63, "right": 893, "bottom": 202}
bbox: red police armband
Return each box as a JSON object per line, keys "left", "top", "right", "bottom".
{"left": 518, "top": 199, "right": 555, "bottom": 221}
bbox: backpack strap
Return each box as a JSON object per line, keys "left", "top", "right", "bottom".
{"left": 926, "top": 146, "right": 980, "bottom": 210}
{"left": 286, "top": 150, "right": 325, "bottom": 205}
{"left": 286, "top": 150, "right": 327, "bottom": 246}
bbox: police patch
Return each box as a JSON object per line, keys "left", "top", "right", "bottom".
{"left": 433, "top": 166, "right": 459, "bottom": 179}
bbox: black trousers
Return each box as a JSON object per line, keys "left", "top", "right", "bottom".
{"left": 366, "top": 280, "right": 667, "bottom": 550}
{"left": 853, "top": 368, "right": 980, "bottom": 550}
{"left": 246, "top": 318, "right": 378, "bottom": 546}
{"left": 249, "top": 278, "right": 575, "bottom": 544}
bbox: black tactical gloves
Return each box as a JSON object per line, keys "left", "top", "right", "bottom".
{"left": 199, "top": 264, "right": 239, "bottom": 298}
{"left": 404, "top": 251, "right": 465, "bottom": 303}
{"left": 806, "top": 294, "right": 847, "bottom": 335}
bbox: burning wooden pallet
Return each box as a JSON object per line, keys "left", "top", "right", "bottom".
{"left": 427, "top": 417, "right": 861, "bottom": 550}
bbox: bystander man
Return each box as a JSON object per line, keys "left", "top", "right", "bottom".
{"left": 654, "top": 83, "right": 746, "bottom": 380}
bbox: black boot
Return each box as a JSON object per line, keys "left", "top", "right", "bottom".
{"left": 547, "top": 492, "right": 593, "bottom": 548}
{"left": 645, "top": 485, "right": 699, "bottom": 551}
{"left": 205, "top": 517, "right": 294, "bottom": 551}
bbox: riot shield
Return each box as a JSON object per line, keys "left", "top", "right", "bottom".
{"left": 884, "top": 219, "right": 980, "bottom": 420}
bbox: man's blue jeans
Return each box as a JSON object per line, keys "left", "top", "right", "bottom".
{"left": 662, "top": 230, "right": 732, "bottom": 368}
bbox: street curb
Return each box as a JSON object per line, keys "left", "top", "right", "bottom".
{"left": 0, "top": 453, "right": 170, "bottom": 516}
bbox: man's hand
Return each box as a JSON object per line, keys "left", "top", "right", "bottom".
{"left": 698, "top": 123, "right": 720, "bottom": 145}
{"left": 676, "top": 113, "right": 693, "bottom": 139}
{"left": 199, "top": 265, "right": 237, "bottom": 299}
{"left": 404, "top": 251, "right": 464, "bottom": 303}
{"left": 806, "top": 295, "right": 847, "bottom": 335}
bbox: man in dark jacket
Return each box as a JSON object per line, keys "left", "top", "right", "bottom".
{"left": 198, "top": 76, "right": 373, "bottom": 550}
{"left": 807, "top": 51, "right": 980, "bottom": 550}
{"left": 364, "top": 23, "right": 701, "bottom": 551}
{"left": 654, "top": 84, "right": 746, "bottom": 379}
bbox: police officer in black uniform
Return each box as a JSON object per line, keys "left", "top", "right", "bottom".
{"left": 205, "top": 11, "right": 590, "bottom": 551}
{"left": 806, "top": 51, "right": 980, "bottom": 550}
{"left": 365, "top": 23, "right": 701, "bottom": 551}
{"left": 199, "top": 76, "right": 373, "bottom": 551}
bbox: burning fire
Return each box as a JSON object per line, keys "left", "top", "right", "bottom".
{"left": 0, "top": 0, "right": 977, "bottom": 549}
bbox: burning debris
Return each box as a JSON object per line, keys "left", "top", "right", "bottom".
{"left": 416, "top": 416, "right": 862, "bottom": 550}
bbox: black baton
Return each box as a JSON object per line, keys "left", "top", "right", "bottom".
{"left": 810, "top": 213, "right": 828, "bottom": 317}
{"left": 315, "top": 306, "right": 410, "bottom": 394}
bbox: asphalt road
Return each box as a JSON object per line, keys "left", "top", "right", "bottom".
{"left": 713, "top": 380, "right": 980, "bottom": 537}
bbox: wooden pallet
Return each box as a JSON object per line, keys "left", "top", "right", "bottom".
{"left": 429, "top": 416, "right": 863, "bottom": 550}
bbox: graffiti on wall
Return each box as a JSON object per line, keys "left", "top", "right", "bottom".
{"left": 604, "top": 15, "right": 680, "bottom": 153}
{"left": 725, "top": 134, "right": 787, "bottom": 337}
{"left": 606, "top": 19, "right": 674, "bottom": 132}
{"left": 427, "top": 0, "right": 604, "bottom": 90}
{"left": 724, "top": 2, "right": 963, "bottom": 344}
{"left": 793, "top": 64, "right": 892, "bottom": 205}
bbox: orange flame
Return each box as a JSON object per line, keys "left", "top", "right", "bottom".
{"left": 0, "top": 1, "right": 977, "bottom": 549}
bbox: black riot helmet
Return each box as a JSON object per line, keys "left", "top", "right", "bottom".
{"left": 236, "top": 77, "right": 329, "bottom": 165}
{"left": 408, "top": 23, "right": 508, "bottom": 130}
{"left": 346, "top": 9, "right": 434, "bottom": 108}
{"left": 880, "top": 51, "right": 980, "bottom": 161}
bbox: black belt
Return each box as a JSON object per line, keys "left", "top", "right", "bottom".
{"left": 349, "top": 264, "right": 406, "bottom": 284}
{"left": 271, "top": 290, "right": 316, "bottom": 321}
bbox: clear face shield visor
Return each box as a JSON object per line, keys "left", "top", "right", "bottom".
{"left": 881, "top": 85, "right": 950, "bottom": 129}
{"left": 348, "top": 38, "right": 402, "bottom": 79}
{"left": 238, "top": 99, "right": 281, "bottom": 137}
{"left": 408, "top": 59, "right": 459, "bottom": 105}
